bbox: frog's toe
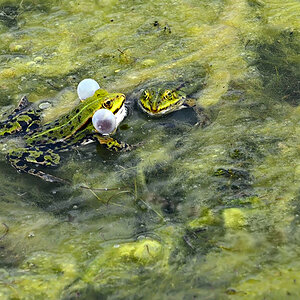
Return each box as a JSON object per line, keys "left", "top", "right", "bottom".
{"left": 13, "top": 161, "right": 68, "bottom": 184}
{"left": 28, "top": 169, "right": 69, "bottom": 184}
{"left": 119, "top": 141, "right": 142, "bottom": 152}
{"left": 195, "top": 113, "right": 211, "bottom": 128}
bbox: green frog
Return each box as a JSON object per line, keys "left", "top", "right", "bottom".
{"left": 0, "top": 89, "right": 130, "bottom": 183}
{"left": 137, "top": 84, "right": 210, "bottom": 127}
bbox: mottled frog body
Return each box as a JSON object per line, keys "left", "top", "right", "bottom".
{"left": 0, "top": 89, "right": 130, "bottom": 183}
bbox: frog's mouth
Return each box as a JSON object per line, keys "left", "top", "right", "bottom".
{"left": 138, "top": 103, "right": 187, "bottom": 116}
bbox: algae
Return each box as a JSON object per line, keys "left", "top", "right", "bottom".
{"left": 0, "top": 0, "right": 299, "bottom": 299}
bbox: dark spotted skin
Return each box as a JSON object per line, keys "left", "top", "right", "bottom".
{"left": 0, "top": 96, "right": 64, "bottom": 183}
{"left": 0, "top": 96, "right": 41, "bottom": 137}
{"left": 1, "top": 90, "right": 131, "bottom": 183}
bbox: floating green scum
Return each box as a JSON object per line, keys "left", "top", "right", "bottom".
{"left": 0, "top": 0, "right": 299, "bottom": 299}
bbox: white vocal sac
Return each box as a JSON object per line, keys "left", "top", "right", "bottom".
{"left": 77, "top": 78, "right": 100, "bottom": 100}
{"left": 92, "top": 109, "right": 117, "bottom": 135}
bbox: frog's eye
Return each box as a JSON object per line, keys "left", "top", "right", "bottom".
{"left": 143, "top": 91, "right": 150, "bottom": 100}
{"left": 77, "top": 78, "right": 100, "bottom": 100}
{"left": 103, "top": 99, "right": 113, "bottom": 109}
{"left": 164, "top": 90, "right": 173, "bottom": 100}
{"left": 92, "top": 108, "right": 116, "bottom": 135}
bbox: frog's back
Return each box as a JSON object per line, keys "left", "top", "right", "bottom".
{"left": 25, "top": 91, "right": 107, "bottom": 146}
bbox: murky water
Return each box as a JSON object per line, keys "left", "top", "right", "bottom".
{"left": 0, "top": 0, "right": 299, "bottom": 299}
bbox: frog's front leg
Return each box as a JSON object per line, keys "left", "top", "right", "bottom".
{"left": 7, "top": 147, "right": 67, "bottom": 183}
{"left": 184, "top": 98, "right": 211, "bottom": 127}
{"left": 95, "top": 135, "right": 135, "bottom": 152}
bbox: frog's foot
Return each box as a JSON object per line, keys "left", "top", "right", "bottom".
{"left": 194, "top": 108, "right": 211, "bottom": 128}
{"left": 7, "top": 148, "right": 67, "bottom": 184}
{"left": 184, "top": 98, "right": 211, "bottom": 128}
{"left": 96, "top": 135, "right": 136, "bottom": 152}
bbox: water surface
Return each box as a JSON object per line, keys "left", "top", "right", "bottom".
{"left": 0, "top": 0, "right": 299, "bottom": 299}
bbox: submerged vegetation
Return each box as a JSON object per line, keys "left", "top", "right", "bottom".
{"left": 0, "top": 0, "right": 299, "bottom": 298}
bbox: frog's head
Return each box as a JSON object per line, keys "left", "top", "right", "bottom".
{"left": 95, "top": 89, "right": 127, "bottom": 126}
{"left": 138, "top": 88, "right": 186, "bottom": 116}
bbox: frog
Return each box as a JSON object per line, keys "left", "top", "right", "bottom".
{"left": 0, "top": 95, "right": 42, "bottom": 137}
{"left": 137, "top": 83, "right": 210, "bottom": 127}
{"left": 0, "top": 89, "right": 130, "bottom": 183}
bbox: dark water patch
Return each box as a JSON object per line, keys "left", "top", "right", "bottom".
{"left": 142, "top": 162, "right": 184, "bottom": 216}
{"left": 254, "top": 29, "right": 300, "bottom": 106}
{"left": 0, "top": 1, "right": 51, "bottom": 28}
{"left": 0, "top": 89, "right": 15, "bottom": 107}
{"left": 180, "top": 224, "right": 224, "bottom": 257}
{"left": 208, "top": 132, "right": 279, "bottom": 208}
{"left": 0, "top": 3, "right": 19, "bottom": 27}
{"left": 63, "top": 286, "right": 107, "bottom": 300}
{"left": 0, "top": 158, "right": 76, "bottom": 213}
{"left": 0, "top": 245, "right": 22, "bottom": 268}
{"left": 211, "top": 167, "right": 254, "bottom": 207}
{"left": 247, "top": 0, "right": 264, "bottom": 8}
{"left": 20, "top": 1, "right": 50, "bottom": 14}
{"left": 0, "top": 53, "right": 27, "bottom": 63}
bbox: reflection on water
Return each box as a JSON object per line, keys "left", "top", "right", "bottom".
{"left": 0, "top": 0, "right": 299, "bottom": 298}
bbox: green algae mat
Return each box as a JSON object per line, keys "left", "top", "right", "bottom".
{"left": 0, "top": 0, "right": 299, "bottom": 299}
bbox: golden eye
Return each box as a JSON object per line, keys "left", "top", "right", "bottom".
{"left": 104, "top": 99, "right": 112, "bottom": 109}
{"left": 164, "top": 91, "right": 173, "bottom": 100}
{"left": 143, "top": 91, "right": 149, "bottom": 99}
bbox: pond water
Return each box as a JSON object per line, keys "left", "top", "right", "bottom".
{"left": 0, "top": 0, "right": 299, "bottom": 299}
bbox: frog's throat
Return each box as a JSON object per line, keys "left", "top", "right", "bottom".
{"left": 115, "top": 104, "right": 127, "bottom": 127}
